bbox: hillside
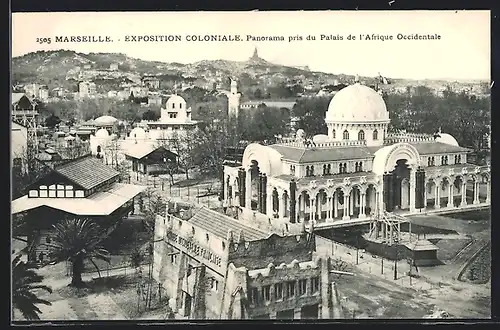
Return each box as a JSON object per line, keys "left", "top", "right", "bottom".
{"left": 12, "top": 50, "right": 488, "bottom": 95}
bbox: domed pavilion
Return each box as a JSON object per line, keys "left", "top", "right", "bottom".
{"left": 222, "top": 81, "right": 490, "bottom": 234}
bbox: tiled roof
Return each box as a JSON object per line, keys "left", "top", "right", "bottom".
{"left": 54, "top": 156, "right": 120, "bottom": 190}
{"left": 12, "top": 183, "right": 145, "bottom": 216}
{"left": 410, "top": 142, "right": 472, "bottom": 155}
{"left": 270, "top": 144, "right": 374, "bottom": 163}
{"left": 269, "top": 141, "right": 470, "bottom": 164}
{"left": 12, "top": 93, "right": 25, "bottom": 105}
{"left": 188, "top": 207, "right": 270, "bottom": 242}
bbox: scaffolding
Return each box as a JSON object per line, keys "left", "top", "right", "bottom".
{"left": 12, "top": 102, "right": 39, "bottom": 154}
{"left": 368, "top": 211, "right": 411, "bottom": 246}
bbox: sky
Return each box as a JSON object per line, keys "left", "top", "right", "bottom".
{"left": 11, "top": 11, "right": 490, "bottom": 81}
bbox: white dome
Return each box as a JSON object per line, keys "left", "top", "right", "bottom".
{"left": 435, "top": 133, "right": 459, "bottom": 147}
{"left": 130, "top": 127, "right": 147, "bottom": 139}
{"left": 95, "top": 128, "right": 109, "bottom": 138}
{"left": 312, "top": 134, "right": 329, "bottom": 144}
{"left": 325, "top": 83, "right": 390, "bottom": 123}
{"left": 94, "top": 115, "right": 118, "bottom": 126}
{"left": 166, "top": 95, "right": 186, "bottom": 106}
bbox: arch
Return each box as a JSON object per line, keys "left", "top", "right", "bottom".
{"left": 343, "top": 130, "right": 349, "bottom": 140}
{"left": 358, "top": 130, "right": 365, "bottom": 141}
{"left": 96, "top": 145, "right": 102, "bottom": 153}
{"left": 372, "top": 142, "right": 421, "bottom": 175}
{"left": 242, "top": 143, "right": 283, "bottom": 176}
{"left": 373, "top": 130, "right": 378, "bottom": 140}
{"left": 332, "top": 129, "right": 336, "bottom": 139}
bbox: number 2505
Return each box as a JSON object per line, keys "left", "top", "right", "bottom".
{"left": 36, "top": 37, "right": 52, "bottom": 44}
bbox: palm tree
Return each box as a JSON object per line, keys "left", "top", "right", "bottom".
{"left": 12, "top": 253, "right": 52, "bottom": 320}
{"left": 49, "top": 218, "right": 111, "bottom": 287}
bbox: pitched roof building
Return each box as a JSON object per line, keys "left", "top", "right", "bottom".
{"left": 11, "top": 155, "right": 146, "bottom": 262}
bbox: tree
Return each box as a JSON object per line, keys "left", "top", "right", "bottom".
{"left": 12, "top": 253, "right": 52, "bottom": 320}
{"left": 49, "top": 219, "right": 111, "bottom": 287}
{"left": 168, "top": 130, "right": 197, "bottom": 180}
{"left": 45, "top": 114, "right": 61, "bottom": 129}
{"left": 293, "top": 96, "right": 331, "bottom": 136}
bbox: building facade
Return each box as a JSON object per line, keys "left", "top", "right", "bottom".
{"left": 143, "top": 94, "right": 199, "bottom": 141}
{"left": 222, "top": 82, "right": 490, "bottom": 232}
{"left": 11, "top": 155, "right": 145, "bottom": 262}
{"left": 153, "top": 207, "right": 341, "bottom": 320}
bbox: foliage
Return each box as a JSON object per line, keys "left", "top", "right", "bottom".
{"left": 240, "top": 106, "right": 291, "bottom": 142}
{"left": 383, "top": 87, "right": 490, "bottom": 151}
{"left": 12, "top": 253, "right": 52, "bottom": 320}
{"left": 292, "top": 96, "right": 332, "bottom": 136}
{"left": 49, "top": 218, "right": 111, "bottom": 287}
{"left": 44, "top": 114, "right": 61, "bottom": 128}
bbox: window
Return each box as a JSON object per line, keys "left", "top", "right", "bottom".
{"left": 97, "top": 145, "right": 101, "bottom": 153}
{"left": 338, "top": 163, "right": 342, "bottom": 174}
{"left": 311, "top": 277, "right": 320, "bottom": 293}
{"left": 358, "top": 130, "right": 365, "bottom": 141}
{"left": 206, "top": 234, "right": 209, "bottom": 242}
{"left": 332, "top": 129, "right": 336, "bottom": 139}
{"left": 172, "top": 103, "right": 176, "bottom": 109}
{"left": 211, "top": 279, "right": 219, "bottom": 292}
{"left": 299, "top": 279, "right": 307, "bottom": 295}
{"left": 457, "top": 155, "right": 462, "bottom": 164}
{"left": 323, "top": 164, "right": 327, "bottom": 175}
{"left": 249, "top": 287, "right": 259, "bottom": 304}
{"left": 358, "top": 162, "right": 363, "bottom": 172}
{"left": 46, "top": 236, "right": 51, "bottom": 244}
{"left": 339, "top": 163, "right": 347, "bottom": 174}
{"left": 373, "top": 130, "right": 378, "bottom": 140}
{"left": 286, "top": 281, "right": 296, "bottom": 298}
{"left": 186, "top": 264, "right": 193, "bottom": 276}
{"left": 310, "top": 166, "right": 314, "bottom": 176}
{"left": 179, "top": 103, "right": 183, "bottom": 109}
{"left": 343, "top": 130, "right": 349, "bottom": 140}
{"left": 169, "top": 113, "right": 177, "bottom": 119}
{"left": 262, "top": 285, "right": 271, "bottom": 302}
{"left": 306, "top": 166, "right": 310, "bottom": 177}
{"left": 290, "top": 165, "right": 296, "bottom": 175}
{"left": 444, "top": 156, "right": 448, "bottom": 165}
{"left": 192, "top": 226, "right": 195, "bottom": 235}
{"left": 170, "top": 253, "right": 177, "bottom": 264}
{"left": 327, "top": 164, "right": 331, "bottom": 175}
{"left": 274, "top": 283, "right": 283, "bottom": 300}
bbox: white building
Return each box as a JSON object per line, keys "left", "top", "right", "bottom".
{"left": 142, "top": 94, "right": 199, "bottom": 141}
{"left": 223, "top": 82, "right": 490, "bottom": 234}
{"left": 79, "top": 81, "right": 97, "bottom": 98}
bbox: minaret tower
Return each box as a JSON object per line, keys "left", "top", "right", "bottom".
{"left": 228, "top": 79, "right": 241, "bottom": 118}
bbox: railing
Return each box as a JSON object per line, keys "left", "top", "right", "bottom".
{"left": 384, "top": 132, "right": 435, "bottom": 144}
{"left": 277, "top": 140, "right": 367, "bottom": 148}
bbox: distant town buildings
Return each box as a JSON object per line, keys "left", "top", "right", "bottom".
{"left": 78, "top": 81, "right": 97, "bottom": 98}
{"left": 23, "top": 83, "right": 49, "bottom": 101}
{"left": 142, "top": 76, "right": 161, "bottom": 89}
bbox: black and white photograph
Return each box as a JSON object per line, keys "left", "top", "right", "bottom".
{"left": 10, "top": 10, "right": 491, "bottom": 321}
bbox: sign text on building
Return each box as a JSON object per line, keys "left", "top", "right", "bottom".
{"left": 166, "top": 231, "right": 222, "bottom": 267}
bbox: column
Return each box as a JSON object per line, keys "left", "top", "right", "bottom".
{"left": 486, "top": 180, "right": 491, "bottom": 204}
{"left": 278, "top": 195, "right": 284, "bottom": 220}
{"left": 359, "top": 193, "right": 367, "bottom": 219}
{"left": 473, "top": 181, "right": 480, "bottom": 204}
{"left": 434, "top": 184, "right": 441, "bottom": 209}
{"left": 349, "top": 191, "right": 354, "bottom": 216}
{"left": 296, "top": 200, "right": 300, "bottom": 222}
{"left": 423, "top": 184, "right": 428, "bottom": 208}
{"left": 333, "top": 193, "right": 338, "bottom": 218}
{"left": 342, "top": 191, "right": 350, "bottom": 220}
{"left": 409, "top": 170, "right": 416, "bottom": 213}
{"left": 245, "top": 169, "right": 251, "bottom": 209}
{"left": 310, "top": 197, "right": 316, "bottom": 222}
{"left": 327, "top": 197, "right": 332, "bottom": 221}
{"left": 266, "top": 187, "right": 273, "bottom": 217}
{"left": 460, "top": 182, "right": 467, "bottom": 206}
{"left": 447, "top": 184, "right": 454, "bottom": 208}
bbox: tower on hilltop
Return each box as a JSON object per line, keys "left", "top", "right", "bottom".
{"left": 251, "top": 47, "right": 259, "bottom": 60}
{"left": 228, "top": 78, "right": 241, "bottom": 118}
